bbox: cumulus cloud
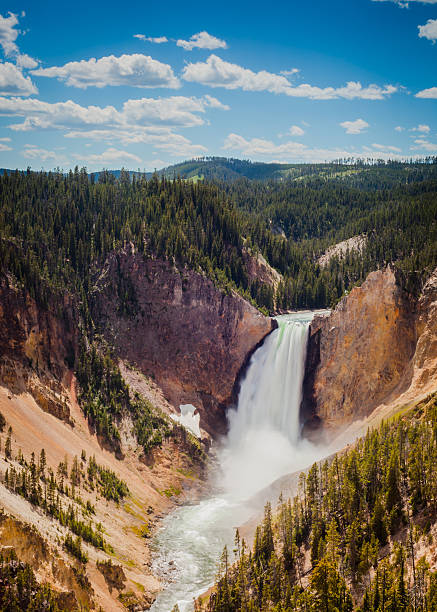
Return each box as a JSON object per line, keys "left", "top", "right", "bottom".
{"left": 177, "top": 31, "right": 227, "bottom": 51}
{"left": 0, "top": 12, "right": 39, "bottom": 69}
{"left": 67, "top": 128, "right": 207, "bottom": 157}
{"left": 16, "top": 53, "right": 38, "bottom": 69}
{"left": 122, "top": 96, "right": 211, "bottom": 126}
{"left": 203, "top": 94, "right": 230, "bottom": 110}
{"left": 416, "top": 87, "right": 437, "bottom": 98}
{"left": 410, "top": 124, "right": 430, "bottom": 133}
{"left": 133, "top": 34, "right": 168, "bottom": 43}
{"left": 32, "top": 53, "right": 180, "bottom": 89}
{"left": 411, "top": 138, "right": 437, "bottom": 152}
{"left": 183, "top": 55, "right": 291, "bottom": 92}
{"left": 0, "top": 12, "right": 19, "bottom": 56}
{"left": 289, "top": 125, "right": 305, "bottom": 136}
{"left": 0, "top": 94, "right": 216, "bottom": 158}
{"left": 22, "top": 144, "right": 68, "bottom": 164}
{"left": 0, "top": 141, "right": 12, "bottom": 151}
{"left": 1, "top": 98, "right": 119, "bottom": 131}
{"left": 395, "top": 126, "right": 404, "bottom": 132}
{"left": 0, "top": 62, "right": 38, "bottom": 95}
{"left": 182, "top": 55, "right": 397, "bottom": 100}
{"left": 340, "top": 118, "right": 369, "bottom": 134}
{"left": 418, "top": 19, "right": 437, "bottom": 43}
{"left": 0, "top": 94, "right": 227, "bottom": 131}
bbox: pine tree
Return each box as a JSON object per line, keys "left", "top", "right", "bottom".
{"left": 4, "top": 426, "right": 12, "bottom": 459}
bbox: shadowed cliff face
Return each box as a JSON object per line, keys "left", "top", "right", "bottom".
{"left": 0, "top": 276, "right": 77, "bottom": 377}
{"left": 407, "top": 268, "right": 437, "bottom": 394}
{"left": 91, "top": 247, "right": 275, "bottom": 436}
{"left": 302, "top": 267, "right": 418, "bottom": 428}
{"left": 0, "top": 275, "right": 77, "bottom": 421}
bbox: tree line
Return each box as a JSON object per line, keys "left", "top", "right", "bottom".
{"left": 206, "top": 393, "right": 437, "bottom": 611}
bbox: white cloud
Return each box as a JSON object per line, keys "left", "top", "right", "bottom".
{"left": 16, "top": 53, "right": 38, "bottom": 69}
{"left": 340, "top": 118, "right": 369, "bottom": 134}
{"left": 0, "top": 94, "right": 227, "bottom": 131}
{"left": 0, "top": 62, "right": 38, "bottom": 95}
{"left": 122, "top": 96, "right": 209, "bottom": 126}
{"left": 183, "top": 54, "right": 291, "bottom": 92}
{"left": 0, "top": 12, "right": 19, "bottom": 56}
{"left": 1, "top": 98, "right": 119, "bottom": 130}
{"left": 418, "top": 19, "right": 437, "bottom": 43}
{"left": 410, "top": 124, "right": 430, "bottom": 133}
{"left": 73, "top": 147, "right": 142, "bottom": 165}
{"left": 0, "top": 94, "right": 212, "bottom": 158}
{"left": 411, "top": 138, "right": 437, "bottom": 152}
{"left": 0, "top": 12, "right": 39, "bottom": 69}
{"left": 133, "top": 34, "right": 168, "bottom": 43}
{"left": 289, "top": 125, "right": 305, "bottom": 136}
{"left": 371, "top": 143, "right": 402, "bottom": 152}
{"left": 395, "top": 126, "right": 404, "bottom": 132}
{"left": 223, "top": 132, "right": 406, "bottom": 162}
{"left": 177, "top": 31, "right": 227, "bottom": 51}
{"left": 280, "top": 68, "right": 300, "bottom": 76}
{"left": 65, "top": 127, "right": 207, "bottom": 157}
{"left": 416, "top": 87, "right": 437, "bottom": 98}
{"left": 32, "top": 53, "right": 180, "bottom": 89}
{"left": 22, "top": 144, "right": 68, "bottom": 163}
{"left": 182, "top": 55, "right": 397, "bottom": 100}
{"left": 203, "top": 94, "right": 230, "bottom": 110}
{"left": 372, "top": 0, "right": 437, "bottom": 6}
{"left": 0, "top": 141, "right": 11, "bottom": 151}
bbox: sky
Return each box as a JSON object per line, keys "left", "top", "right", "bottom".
{"left": 0, "top": 0, "right": 436, "bottom": 171}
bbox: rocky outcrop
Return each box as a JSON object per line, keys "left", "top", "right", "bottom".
{"left": 91, "top": 246, "right": 275, "bottom": 435}
{"left": 242, "top": 248, "right": 282, "bottom": 288}
{"left": 0, "top": 515, "right": 93, "bottom": 610}
{"left": 0, "top": 275, "right": 77, "bottom": 422}
{"left": 405, "top": 268, "right": 437, "bottom": 394}
{"left": 302, "top": 267, "right": 418, "bottom": 428}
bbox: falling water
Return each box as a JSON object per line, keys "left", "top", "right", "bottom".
{"left": 150, "top": 312, "right": 326, "bottom": 612}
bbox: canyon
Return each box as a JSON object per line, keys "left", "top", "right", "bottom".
{"left": 0, "top": 255, "right": 436, "bottom": 610}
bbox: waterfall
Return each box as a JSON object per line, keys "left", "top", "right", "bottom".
{"left": 228, "top": 314, "right": 309, "bottom": 446}
{"left": 150, "top": 312, "right": 321, "bottom": 612}
{"left": 219, "top": 313, "right": 313, "bottom": 500}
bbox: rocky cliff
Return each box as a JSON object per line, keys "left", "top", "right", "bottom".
{"left": 302, "top": 266, "right": 421, "bottom": 428}
{"left": 91, "top": 246, "right": 275, "bottom": 435}
{"left": 0, "top": 275, "right": 77, "bottom": 421}
{"left": 408, "top": 267, "right": 437, "bottom": 393}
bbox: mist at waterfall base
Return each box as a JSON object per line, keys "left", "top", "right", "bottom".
{"left": 150, "top": 312, "right": 330, "bottom": 612}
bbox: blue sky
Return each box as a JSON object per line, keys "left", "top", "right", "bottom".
{"left": 0, "top": 0, "right": 436, "bottom": 170}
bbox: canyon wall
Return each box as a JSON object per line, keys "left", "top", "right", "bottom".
{"left": 91, "top": 246, "right": 275, "bottom": 435}
{"left": 0, "top": 275, "right": 77, "bottom": 421}
{"left": 302, "top": 266, "right": 426, "bottom": 428}
{"left": 408, "top": 267, "right": 437, "bottom": 394}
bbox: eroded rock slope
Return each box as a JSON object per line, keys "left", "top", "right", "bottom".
{"left": 91, "top": 246, "right": 275, "bottom": 435}
{"left": 303, "top": 266, "right": 437, "bottom": 429}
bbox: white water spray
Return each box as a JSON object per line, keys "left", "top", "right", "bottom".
{"left": 150, "top": 312, "right": 326, "bottom": 612}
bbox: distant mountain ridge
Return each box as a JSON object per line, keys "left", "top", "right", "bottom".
{"left": 2, "top": 155, "right": 437, "bottom": 185}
